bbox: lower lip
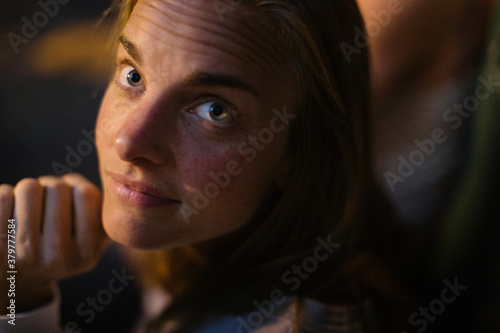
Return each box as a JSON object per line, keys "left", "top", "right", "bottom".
{"left": 110, "top": 178, "right": 178, "bottom": 208}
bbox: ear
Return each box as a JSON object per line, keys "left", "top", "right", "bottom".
{"left": 273, "top": 155, "right": 291, "bottom": 190}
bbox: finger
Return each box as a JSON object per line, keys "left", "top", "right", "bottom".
{"left": 62, "top": 173, "right": 108, "bottom": 264}
{"left": 0, "top": 184, "right": 15, "bottom": 262}
{"left": 38, "top": 176, "right": 73, "bottom": 266}
{"left": 13, "top": 178, "right": 44, "bottom": 265}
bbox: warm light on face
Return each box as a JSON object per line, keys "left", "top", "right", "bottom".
{"left": 96, "top": 0, "right": 295, "bottom": 250}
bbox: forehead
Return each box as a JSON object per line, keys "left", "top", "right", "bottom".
{"left": 124, "top": 0, "right": 287, "bottom": 74}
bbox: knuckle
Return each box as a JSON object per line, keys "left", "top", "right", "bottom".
{"left": 62, "top": 172, "right": 84, "bottom": 180}
{"left": 0, "top": 184, "right": 14, "bottom": 206}
{"left": 39, "top": 176, "right": 71, "bottom": 194}
{"left": 62, "top": 173, "right": 88, "bottom": 187}
{"left": 62, "top": 174, "right": 101, "bottom": 202}
{"left": 14, "top": 178, "right": 42, "bottom": 193}
{"left": 52, "top": 181, "right": 72, "bottom": 195}
{"left": 14, "top": 179, "right": 44, "bottom": 203}
{"left": 37, "top": 175, "right": 60, "bottom": 183}
{"left": 78, "top": 182, "right": 101, "bottom": 203}
{"left": 38, "top": 175, "right": 62, "bottom": 187}
{"left": 0, "top": 183, "right": 14, "bottom": 193}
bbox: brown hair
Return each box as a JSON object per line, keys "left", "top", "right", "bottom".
{"left": 105, "top": 0, "right": 402, "bottom": 331}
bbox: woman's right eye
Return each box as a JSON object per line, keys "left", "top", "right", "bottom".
{"left": 117, "top": 65, "right": 145, "bottom": 91}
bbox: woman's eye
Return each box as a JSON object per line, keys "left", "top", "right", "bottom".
{"left": 193, "top": 102, "right": 233, "bottom": 124}
{"left": 118, "top": 65, "right": 144, "bottom": 88}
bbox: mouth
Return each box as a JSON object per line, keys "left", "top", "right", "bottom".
{"left": 107, "top": 171, "right": 180, "bottom": 208}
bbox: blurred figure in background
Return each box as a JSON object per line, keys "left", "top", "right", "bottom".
{"left": 355, "top": 0, "right": 500, "bottom": 331}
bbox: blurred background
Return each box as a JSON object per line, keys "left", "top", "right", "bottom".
{"left": 0, "top": 0, "right": 112, "bottom": 186}
{"left": 2, "top": 0, "right": 500, "bottom": 332}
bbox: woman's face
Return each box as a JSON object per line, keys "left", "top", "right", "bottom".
{"left": 96, "top": 0, "right": 295, "bottom": 250}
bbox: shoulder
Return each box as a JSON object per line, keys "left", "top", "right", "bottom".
{"left": 297, "top": 298, "right": 375, "bottom": 332}
{"left": 187, "top": 297, "right": 375, "bottom": 333}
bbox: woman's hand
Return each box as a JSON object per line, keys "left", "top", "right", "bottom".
{"left": 0, "top": 173, "right": 109, "bottom": 313}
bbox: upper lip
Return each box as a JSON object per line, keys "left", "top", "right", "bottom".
{"left": 108, "top": 171, "right": 179, "bottom": 201}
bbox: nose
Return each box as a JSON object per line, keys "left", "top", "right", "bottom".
{"left": 114, "top": 102, "right": 175, "bottom": 166}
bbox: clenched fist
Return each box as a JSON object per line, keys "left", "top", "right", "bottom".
{"left": 0, "top": 173, "right": 109, "bottom": 313}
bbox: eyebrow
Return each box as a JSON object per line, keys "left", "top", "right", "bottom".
{"left": 183, "top": 72, "right": 259, "bottom": 97}
{"left": 119, "top": 35, "right": 142, "bottom": 64}
{"left": 118, "top": 35, "right": 258, "bottom": 97}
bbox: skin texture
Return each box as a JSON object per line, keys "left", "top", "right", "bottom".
{"left": 0, "top": 174, "right": 108, "bottom": 312}
{"left": 0, "top": 0, "right": 295, "bottom": 312}
{"left": 97, "top": 0, "right": 294, "bottom": 250}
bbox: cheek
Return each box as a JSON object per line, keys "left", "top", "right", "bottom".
{"left": 95, "top": 89, "right": 116, "bottom": 151}
{"left": 95, "top": 89, "right": 130, "bottom": 162}
{"left": 183, "top": 148, "right": 246, "bottom": 199}
{"left": 178, "top": 129, "right": 287, "bottom": 229}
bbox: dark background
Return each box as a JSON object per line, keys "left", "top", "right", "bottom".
{"left": 0, "top": 0, "right": 111, "bottom": 185}
{"left": 2, "top": 1, "right": 499, "bottom": 333}
{"left": 1, "top": 1, "right": 141, "bottom": 332}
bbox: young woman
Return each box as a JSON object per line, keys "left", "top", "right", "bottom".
{"left": 1, "top": 0, "right": 406, "bottom": 331}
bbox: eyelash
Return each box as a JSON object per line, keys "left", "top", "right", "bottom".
{"left": 114, "top": 59, "right": 239, "bottom": 130}
{"left": 188, "top": 96, "right": 239, "bottom": 129}
{"left": 115, "top": 59, "right": 146, "bottom": 96}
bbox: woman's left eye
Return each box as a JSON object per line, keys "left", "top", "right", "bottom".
{"left": 118, "top": 65, "right": 144, "bottom": 89}
{"left": 192, "top": 101, "right": 233, "bottom": 124}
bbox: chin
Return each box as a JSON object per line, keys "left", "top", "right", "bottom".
{"left": 102, "top": 209, "right": 186, "bottom": 250}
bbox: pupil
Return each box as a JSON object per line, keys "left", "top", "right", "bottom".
{"left": 128, "top": 71, "right": 141, "bottom": 84}
{"left": 210, "top": 104, "right": 225, "bottom": 118}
